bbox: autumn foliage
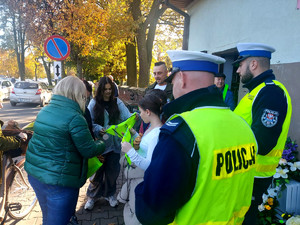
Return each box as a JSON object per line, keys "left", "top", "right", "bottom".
{"left": 0, "top": 0, "right": 183, "bottom": 86}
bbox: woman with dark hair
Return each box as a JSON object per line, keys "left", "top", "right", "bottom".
{"left": 117, "top": 90, "right": 167, "bottom": 225}
{"left": 121, "top": 92, "right": 166, "bottom": 170}
{"left": 84, "top": 76, "right": 131, "bottom": 210}
{"left": 139, "top": 88, "right": 168, "bottom": 134}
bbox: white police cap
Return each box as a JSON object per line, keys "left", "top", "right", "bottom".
{"left": 166, "top": 50, "right": 225, "bottom": 82}
{"left": 233, "top": 43, "right": 276, "bottom": 65}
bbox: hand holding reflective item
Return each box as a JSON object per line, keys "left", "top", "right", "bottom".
{"left": 121, "top": 142, "right": 132, "bottom": 153}
{"left": 99, "top": 128, "right": 106, "bottom": 136}
{"left": 133, "top": 136, "right": 141, "bottom": 150}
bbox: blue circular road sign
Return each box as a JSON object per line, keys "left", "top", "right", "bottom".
{"left": 44, "top": 35, "right": 70, "bottom": 61}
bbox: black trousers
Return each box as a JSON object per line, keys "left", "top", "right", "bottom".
{"left": 243, "top": 177, "right": 273, "bottom": 225}
{"left": 86, "top": 151, "right": 120, "bottom": 198}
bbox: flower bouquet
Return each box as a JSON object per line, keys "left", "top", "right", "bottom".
{"left": 286, "top": 215, "right": 300, "bottom": 225}
{"left": 257, "top": 137, "right": 300, "bottom": 224}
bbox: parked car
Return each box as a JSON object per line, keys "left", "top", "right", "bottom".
{"left": 0, "top": 79, "right": 13, "bottom": 100}
{"left": 10, "top": 81, "right": 52, "bottom": 107}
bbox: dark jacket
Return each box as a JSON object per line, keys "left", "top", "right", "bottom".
{"left": 223, "top": 87, "right": 236, "bottom": 110}
{"left": 145, "top": 82, "right": 174, "bottom": 102}
{"left": 0, "top": 120, "right": 21, "bottom": 184}
{"left": 135, "top": 86, "right": 227, "bottom": 225}
{"left": 25, "top": 95, "right": 105, "bottom": 188}
{"left": 0, "top": 120, "right": 21, "bottom": 152}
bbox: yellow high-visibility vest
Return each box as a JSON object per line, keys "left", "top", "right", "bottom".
{"left": 170, "top": 107, "right": 257, "bottom": 225}
{"left": 234, "top": 80, "right": 292, "bottom": 177}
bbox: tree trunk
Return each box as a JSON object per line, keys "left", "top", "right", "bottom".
{"left": 136, "top": 27, "right": 148, "bottom": 88}
{"left": 12, "top": 16, "right": 25, "bottom": 81}
{"left": 126, "top": 40, "right": 137, "bottom": 87}
{"left": 146, "top": 6, "right": 166, "bottom": 71}
{"left": 132, "top": 0, "right": 166, "bottom": 88}
{"left": 47, "top": 62, "right": 53, "bottom": 86}
{"left": 41, "top": 57, "right": 52, "bottom": 86}
{"left": 34, "top": 62, "right": 38, "bottom": 81}
{"left": 20, "top": 24, "right": 26, "bottom": 81}
{"left": 61, "top": 60, "right": 66, "bottom": 78}
{"left": 77, "top": 58, "right": 83, "bottom": 79}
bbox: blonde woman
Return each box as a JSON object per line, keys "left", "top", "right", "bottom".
{"left": 25, "top": 76, "right": 105, "bottom": 225}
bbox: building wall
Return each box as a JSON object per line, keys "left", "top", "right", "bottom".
{"left": 272, "top": 62, "right": 300, "bottom": 139}
{"left": 187, "top": 0, "right": 300, "bottom": 139}
{"left": 187, "top": 0, "right": 300, "bottom": 63}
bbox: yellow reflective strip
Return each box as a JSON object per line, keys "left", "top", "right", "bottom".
{"left": 256, "top": 163, "right": 278, "bottom": 173}
{"left": 265, "top": 149, "right": 283, "bottom": 157}
{"left": 178, "top": 206, "right": 249, "bottom": 225}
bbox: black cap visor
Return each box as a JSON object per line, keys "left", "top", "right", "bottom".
{"left": 214, "top": 73, "right": 226, "bottom": 78}
{"left": 165, "top": 67, "right": 180, "bottom": 83}
{"left": 232, "top": 55, "right": 251, "bottom": 67}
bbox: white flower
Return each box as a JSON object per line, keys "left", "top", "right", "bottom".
{"left": 273, "top": 166, "right": 289, "bottom": 178}
{"left": 279, "top": 158, "right": 287, "bottom": 165}
{"left": 262, "top": 193, "right": 269, "bottom": 203}
{"left": 274, "top": 185, "right": 281, "bottom": 191}
{"left": 267, "top": 188, "right": 278, "bottom": 198}
{"left": 258, "top": 203, "right": 265, "bottom": 212}
{"left": 286, "top": 215, "right": 300, "bottom": 225}
{"left": 287, "top": 161, "right": 300, "bottom": 172}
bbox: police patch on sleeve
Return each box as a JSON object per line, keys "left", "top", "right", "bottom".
{"left": 261, "top": 109, "right": 279, "bottom": 127}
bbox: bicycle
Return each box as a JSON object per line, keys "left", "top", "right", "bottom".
{"left": 0, "top": 123, "right": 37, "bottom": 224}
{"left": 0, "top": 154, "right": 37, "bottom": 224}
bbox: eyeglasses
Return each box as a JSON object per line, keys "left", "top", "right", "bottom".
{"left": 171, "top": 67, "right": 181, "bottom": 76}
{"left": 171, "top": 67, "right": 181, "bottom": 75}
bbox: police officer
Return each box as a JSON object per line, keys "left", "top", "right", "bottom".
{"left": 233, "top": 43, "right": 292, "bottom": 225}
{"left": 135, "top": 50, "right": 258, "bottom": 225}
{"left": 214, "top": 73, "right": 236, "bottom": 110}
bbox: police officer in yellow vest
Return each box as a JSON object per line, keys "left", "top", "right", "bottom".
{"left": 233, "top": 43, "right": 292, "bottom": 225}
{"left": 135, "top": 50, "right": 258, "bottom": 225}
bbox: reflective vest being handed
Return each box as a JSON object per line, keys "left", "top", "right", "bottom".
{"left": 170, "top": 107, "right": 257, "bottom": 225}
{"left": 234, "top": 80, "right": 292, "bottom": 178}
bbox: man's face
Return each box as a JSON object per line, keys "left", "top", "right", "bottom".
{"left": 236, "top": 59, "right": 254, "bottom": 84}
{"left": 214, "top": 77, "right": 225, "bottom": 89}
{"left": 153, "top": 65, "right": 168, "bottom": 85}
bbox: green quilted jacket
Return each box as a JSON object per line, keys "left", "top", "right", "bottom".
{"left": 25, "top": 95, "right": 105, "bottom": 188}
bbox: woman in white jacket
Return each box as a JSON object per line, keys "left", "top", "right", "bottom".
{"left": 118, "top": 90, "right": 167, "bottom": 225}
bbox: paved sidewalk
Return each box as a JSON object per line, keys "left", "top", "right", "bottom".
{"left": 5, "top": 167, "right": 127, "bottom": 225}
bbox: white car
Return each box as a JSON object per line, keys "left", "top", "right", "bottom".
{"left": 10, "top": 81, "right": 52, "bottom": 107}
{"left": 0, "top": 79, "right": 13, "bottom": 101}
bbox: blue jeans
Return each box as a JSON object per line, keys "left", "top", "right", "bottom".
{"left": 28, "top": 175, "right": 79, "bottom": 225}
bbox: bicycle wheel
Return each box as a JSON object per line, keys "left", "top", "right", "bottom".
{"left": 7, "top": 159, "right": 37, "bottom": 219}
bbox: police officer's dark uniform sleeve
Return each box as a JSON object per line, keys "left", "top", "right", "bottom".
{"left": 252, "top": 84, "right": 287, "bottom": 155}
{"left": 135, "top": 117, "right": 199, "bottom": 225}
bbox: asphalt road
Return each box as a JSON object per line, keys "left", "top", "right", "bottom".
{"left": 0, "top": 100, "right": 42, "bottom": 128}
